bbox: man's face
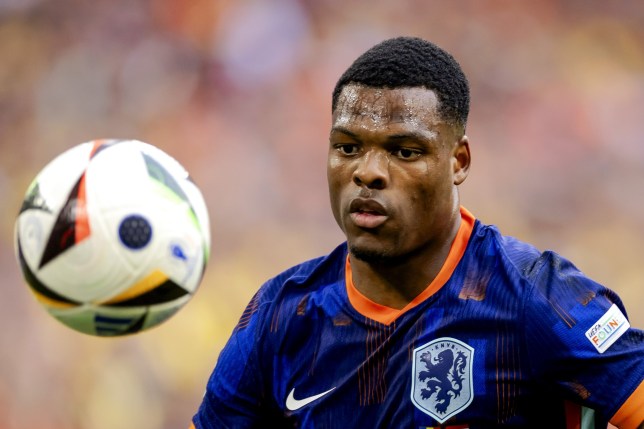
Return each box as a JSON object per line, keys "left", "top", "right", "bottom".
{"left": 328, "top": 84, "right": 469, "bottom": 264}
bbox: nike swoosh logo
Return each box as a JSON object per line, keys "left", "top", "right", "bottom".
{"left": 285, "top": 386, "right": 336, "bottom": 411}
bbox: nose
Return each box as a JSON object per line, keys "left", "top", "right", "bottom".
{"left": 353, "top": 150, "right": 388, "bottom": 189}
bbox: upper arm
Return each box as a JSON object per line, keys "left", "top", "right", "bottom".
{"left": 523, "top": 252, "right": 644, "bottom": 422}
{"left": 192, "top": 291, "right": 274, "bottom": 428}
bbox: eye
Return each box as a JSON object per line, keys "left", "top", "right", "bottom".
{"left": 335, "top": 144, "right": 359, "bottom": 156}
{"left": 393, "top": 147, "right": 421, "bottom": 160}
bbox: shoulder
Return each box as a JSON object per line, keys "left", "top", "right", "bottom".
{"left": 472, "top": 220, "right": 636, "bottom": 345}
{"left": 470, "top": 220, "right": 544, "bottom": 278}
{"left": 470, "top": 220, "right": 606, "bottom": 304}
{"left": 253, "top": 242, "right": 348, "bottom": 307}
{"left": 472, "top": 220, "right": 582, "bottom": 279}
{"left": 228, "top": 242, "right": 347, "bottom": 340}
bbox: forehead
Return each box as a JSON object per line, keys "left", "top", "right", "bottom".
{"left": 332, "top": 84, "right": 442, "bottom": 131}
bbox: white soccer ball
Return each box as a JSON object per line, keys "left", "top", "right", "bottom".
{"left": 14, "top": 139, "right": 211, "bottom": 336}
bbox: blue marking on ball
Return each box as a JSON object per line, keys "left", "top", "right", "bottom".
{"left": 171, "top": 244, "right": 188, "bottom": 261}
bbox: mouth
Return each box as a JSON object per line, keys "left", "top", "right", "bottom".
{"left": 348, "top": 198, "right": 388, "bottom": 229}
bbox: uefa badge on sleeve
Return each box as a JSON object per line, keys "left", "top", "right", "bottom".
{"left": 585, "top": 303, "right": 630, "bottom": 354}
{"left": 411, "top": 337, "right": 474, "bottom": 423}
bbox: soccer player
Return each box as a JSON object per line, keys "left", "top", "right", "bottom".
{"left": 191, "top": 37, "right": 644, "bottom": 428}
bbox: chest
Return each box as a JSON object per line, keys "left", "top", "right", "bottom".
{"left": 268, "top": 298, "right": 558, "bottom": 428}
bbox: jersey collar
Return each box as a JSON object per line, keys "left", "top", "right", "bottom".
{"left": 345, "top": 206, "right": 476, "bottom": 325}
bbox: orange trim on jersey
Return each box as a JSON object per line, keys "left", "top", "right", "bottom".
{"left": 610, "top": 379, "right": 644, "bottom": 429}
{"left": 188, "top": 423, "right": 196, "bottom": 429}
{"left": 346, "top": 206, "right": 476, "bottom": 325}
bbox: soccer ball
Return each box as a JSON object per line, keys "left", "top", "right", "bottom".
{"left": 14, "top": 139, "right": 211, "bottom": 336}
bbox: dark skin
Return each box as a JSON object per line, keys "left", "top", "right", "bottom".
{"left": 327, "top": 84, "right": 471, "bottom": 310}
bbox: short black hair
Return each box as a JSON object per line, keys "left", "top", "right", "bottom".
{"left": 332, "top": 36, "right": 470, "bottom": 132}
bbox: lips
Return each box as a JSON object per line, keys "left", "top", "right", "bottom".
{"left": 348, "top": 198, "right": 388, "bottom": 229}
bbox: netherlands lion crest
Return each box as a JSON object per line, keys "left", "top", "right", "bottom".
{"left": 411, "top": 337, "right": 474, "bottom": 423}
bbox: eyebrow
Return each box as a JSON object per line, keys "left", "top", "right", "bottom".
{"left": 331, "top": 126, "right": 435, "bottom": 143}
{"left": 330, "top": 126, "right": 359, "bottom": 139}
{"left": 387, "top": 131, "right": 435, "bottom": 142}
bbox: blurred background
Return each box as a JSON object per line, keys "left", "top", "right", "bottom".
{"left": 1, "top": 0, "right": 643, "bottom": 427}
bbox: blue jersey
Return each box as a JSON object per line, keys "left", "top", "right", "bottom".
{"left": 193, "top": 208, "right": 644, "bottom": 428}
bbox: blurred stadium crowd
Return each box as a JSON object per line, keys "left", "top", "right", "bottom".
{"left": 1, "top": 0, "right": 643, "bottom": 428}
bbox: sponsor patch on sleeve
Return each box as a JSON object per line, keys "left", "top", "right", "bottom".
{"left": 584, "top": 304, "right": 630, "bottom": 354}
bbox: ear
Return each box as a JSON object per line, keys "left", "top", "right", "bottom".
{"left": 452, "top": 135, "right": 470, "bottom": 185}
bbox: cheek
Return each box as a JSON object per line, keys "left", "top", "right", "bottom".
{"left": 327, "top": 154, "right": 355, "bottom": 193}
{"left": 327, "top": 176, "right": 346, "bottom": 230}
{"left": 327, "top": 155, "right": 343, "bottom": 171}
{"left": 327, "top": 163, "right": 344, "bottom": 207}
{"left": 405, "top": 169, "right": 446, "bottom": 212}
{"left": 421, "top": 157, "right": 453, "bottom": 193}
{"left": 327, "top": 156, "right": 344, "bottom": 188}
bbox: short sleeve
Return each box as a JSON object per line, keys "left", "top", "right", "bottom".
{"left": 523, "top": 251, "right": 644, "bottom": 422}
{"left": 192, "top": 290, "right": 273, "bottom": 429}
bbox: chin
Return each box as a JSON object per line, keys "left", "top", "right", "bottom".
{"left": 349, "top": 244, "right": 407, "bottom": 266}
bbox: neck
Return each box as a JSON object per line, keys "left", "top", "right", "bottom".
{"left": 350, "top": 211, "right": 462, "bottom": 310}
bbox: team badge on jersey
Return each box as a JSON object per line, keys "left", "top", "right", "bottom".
{"left": 411, "top": 337, "right": 474, "bottom": 423}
